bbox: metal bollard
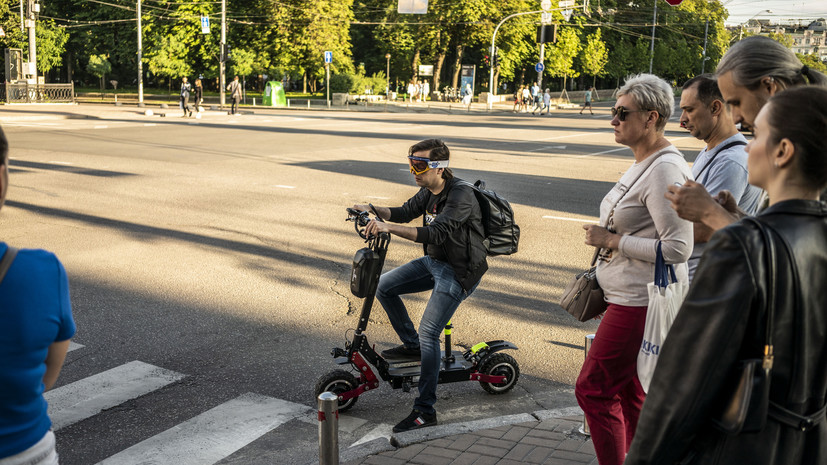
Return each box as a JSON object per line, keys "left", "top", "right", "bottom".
{"left": 318, "top": 392, "right": 339, "bottom": 465}
{"left": 579, "top": 334, "right": 595, "bottom": 436}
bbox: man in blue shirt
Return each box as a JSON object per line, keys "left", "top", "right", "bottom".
{"left": 678, "top": 75, "right": 763, "bottom": 281}
{"left": 0, "top": 126, "right": 76, "bottom": 464}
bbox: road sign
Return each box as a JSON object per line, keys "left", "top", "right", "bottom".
{"left": 541, "top": 0, "right": 551, "bottom": 10}
{"left": 200, "top": 16, "right": 210, "bottom": 34}
{"left": 665, "top": 0, "right": 683, "bottom": 5}
{"left": 559, "top": 0, "right": 575, "bottom": 7}
{"left": 541, "top": 12, "right": 552, "bottom": 24}
{"left": 535, "top": 62, "right": 545, "bottom": 73}
{"left": 324, "top": 51, "right": 332, "bottom": 64}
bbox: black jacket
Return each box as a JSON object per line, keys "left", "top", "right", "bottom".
{"left": 388, "top": 177, "right": 488, "bottom": 291}
{"left": 626, "top": 200, "right": 827, "bottom": 465}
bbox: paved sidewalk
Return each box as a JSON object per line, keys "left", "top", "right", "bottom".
{"left": 340, "top": 413, "right": 596, "bottom": 465}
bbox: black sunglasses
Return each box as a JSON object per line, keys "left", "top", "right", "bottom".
{"left": 611, "top": 106, "right": 651, "bottom": 122}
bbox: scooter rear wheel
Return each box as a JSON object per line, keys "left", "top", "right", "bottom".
{"left": 314, "top": 370, "right": 359, "bottom": 412}
{"left": 478, "top": 353, "right": 520, "bottom": 394}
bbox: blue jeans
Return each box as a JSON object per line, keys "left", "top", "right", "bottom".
{"left": 376, "top": 256, "right": 477, "bottom": 414}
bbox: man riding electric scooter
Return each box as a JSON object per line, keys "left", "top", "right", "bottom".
{"left": 352, "top": 138, "right": 488, "bottom": 433}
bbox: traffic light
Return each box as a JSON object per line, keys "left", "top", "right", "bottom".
{"left": 221, "top": 44, "right": 232, "bottom": 62}
{"left": 536, "top": 24, "right": 557, "bottom": 44}
{"left": 493, "top": 53, "right": 499, "bottom": 67}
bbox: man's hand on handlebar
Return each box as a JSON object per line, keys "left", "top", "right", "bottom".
{"left": 365, "top": 219, "right": 391, "bottom": 237}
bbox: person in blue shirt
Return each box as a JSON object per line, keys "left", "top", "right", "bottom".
{"left": 0, "top": 125, "right": 76, "bottom": 465}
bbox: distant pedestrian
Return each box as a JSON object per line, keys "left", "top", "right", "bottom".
{"left": 531, "top": 82, "right": 540, "bottom": 107}
{"left": 531, "top": 82, "right": 543, "bottom": 114}
{"left": 513, "top": 86, "right": 523, "bottom": 112}
{"left": 462, "top": 83, "right": 473, "bottom": 106}
{"left": 407, "top": 81, "right": 416, "bottom": 103}
{"left": 193, "top": 78, "right": 203, "bottom": 112}
{"left": 580, "top": 86, "right": 594, "bottom": 115}
{"left": 180, "top": 76, "right": 192, "bottom": 117}
{"left": 539, "top": 88, "right": 552, "bottom": 115}
{"left": 422, "top": 81, "right": 430, "bottom": 102}
{"left": 521, "top": 86, "right": 531, "bottom": 112}
{"left": 0, "top": 126, "right": 76, "bottom": 465}
{"left": 227, "top": 76, "right": 242, "bottom": 115}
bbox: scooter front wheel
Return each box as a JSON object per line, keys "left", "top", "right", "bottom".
{"left": 478, "top": 353, "right": 520, "bottom": 394}
{"left": 314, "top": 370, "right": 359, "bottom": 412}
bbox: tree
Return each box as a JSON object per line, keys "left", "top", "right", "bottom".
{"left": 580, "top": 28, "right": 608, "bottom": 88}
{"left": 798, "top": 52, "right": 827, "bottom": 74}
{"left": 145, "top": 34, "right": 191, "bottom": 92}
{"left": 86, "top": 54, "right": 111, "bottom": 90}
{"left": 768, "top": 31, "right": 794, "bottom": 48}
{"left": 545, "top": 26, "right": 580, "bottom": 93}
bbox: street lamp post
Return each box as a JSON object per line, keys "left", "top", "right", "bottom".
{"left": 385, "top": 53, "right": 391, "bottom": 100}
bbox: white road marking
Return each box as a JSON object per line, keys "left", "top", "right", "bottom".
{"left": 144, "top": 123, "right": 156, "bottom": 127}
{"left": 67, "top": 342, "right": 84, "bottom": 352}
{"left": 573, "top": 146, "right": 628, "bottom": 159}
{"left": 543, "top": 215, "right": 599, "bottom": 224}
{"left": 48, "top": 161, "right": 74, "bottom": 165}
{"left": 528, "top": 145, "right": 567, "bottom": 152}
{"left": 274, "top": 185, "right": 295, "bottom": 189}
{"left": 96, "top": 393, "right": 311, "bottom": 465}
{"left": 350, "top": 423, "right": 393, "bottom": 448}
{"left": 93, "top": 125, "right": 109, "bottom": 129}
{"left": 45, "top": 361, "right": 184, "bottom": 430}
{"left": 365, "top": 196, "right": 390, "bottom": 200}
{"left": 513, "top": 132, "right": 594, "bottom": 145}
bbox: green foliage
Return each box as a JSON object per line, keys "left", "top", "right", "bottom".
{"left": 86, "top": 54, "right": 111, "bottom": 89}
{"left": 580, "top": 28, "right": 609, "bottom": 81}
{"left": 145, "top": 34, "right": 191, "bottom": 79}
{"left": 18, "top": 0, "right": 812, "bottom": 92}
{"left": 35, "top": 20, "right": 69, "bottom": 73}
{"left": 329, "top": 72, "right": 357, "bottom": 93}
{"left": 230, "top": 48, "right": 256, "bottom": 77}
{"left": 546, "top": 26, "right": 580, "bottom": 79}
{"left": 797, "top": 53, "right": 827, "bottom": 74}
{"left": 329, "top": 70, "right": 386, "bottom": 93}
{"left": 86, "top": 54, "right": 111, "bottom": 78}
{"left": 768, "top": 32, "right": 795, "bottom": 48}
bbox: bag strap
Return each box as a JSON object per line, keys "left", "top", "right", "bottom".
{"left": 654, "top": 241, "right": 677, "bottom": 287}
{"left": 742, "top": 217, "right": 777, "bottom": 371}
{"left": 694, "top": 140, "right": 748, "bottom": 182}
{"left": 0, "top": 246, "right": 19, "bottom": 284}
{"left": 591, "top": 147, "right": 682, "bottom": 263}
{"left": 769, "top": 401, "right": 827, "bottom": 432}
{"left": 747, "top": 219, "right": 826, "bottom": 431}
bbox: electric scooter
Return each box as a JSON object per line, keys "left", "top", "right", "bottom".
{"left": 314, "top": 208, "right": 520, "bottom": 411}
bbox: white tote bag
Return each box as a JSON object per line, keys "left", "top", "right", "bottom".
{"left": 637, "top": 242, "right": 688, "bottom": 393}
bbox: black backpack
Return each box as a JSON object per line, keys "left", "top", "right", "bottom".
{"left": 461, "top": 180, "right": 520, "bottom": 256}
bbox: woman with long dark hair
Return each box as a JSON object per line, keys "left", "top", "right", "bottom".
{"left": 626, "top": 86, "right": 827, "bottom": 464}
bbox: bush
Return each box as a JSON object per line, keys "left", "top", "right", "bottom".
{"left": 329, "top": 73, "right": 357, "bottom": 93}
{"left": 329, "top": 71, "right": 387, "bottom": 94}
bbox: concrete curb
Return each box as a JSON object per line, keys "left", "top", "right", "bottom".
{"left": 390, "top": 412, "right": 537, "bottom": 448}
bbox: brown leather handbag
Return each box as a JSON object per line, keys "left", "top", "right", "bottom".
{"left": 559, "top": 249, "right": 606, "bottom": 322}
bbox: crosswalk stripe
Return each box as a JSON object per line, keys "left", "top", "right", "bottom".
{"left": 45, "top": 361, "right": 184, "bottom": 431}
{"left": 96, "top": 393, "right": 311, "bottom": 465}
{"left": 68, "top": 342, "right": 84, "bottom": 352}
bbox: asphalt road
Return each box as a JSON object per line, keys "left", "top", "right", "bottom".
{"left": 1, "top": 105, "right": 705, "bottom": 464}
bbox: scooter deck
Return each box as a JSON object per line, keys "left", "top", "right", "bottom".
{"left": 387, "top": 353, "right": 473, "bottom": 377}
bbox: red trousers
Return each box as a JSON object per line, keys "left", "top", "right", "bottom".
{"left": 575, "top": 303, "right": 647, "bottom": 465}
